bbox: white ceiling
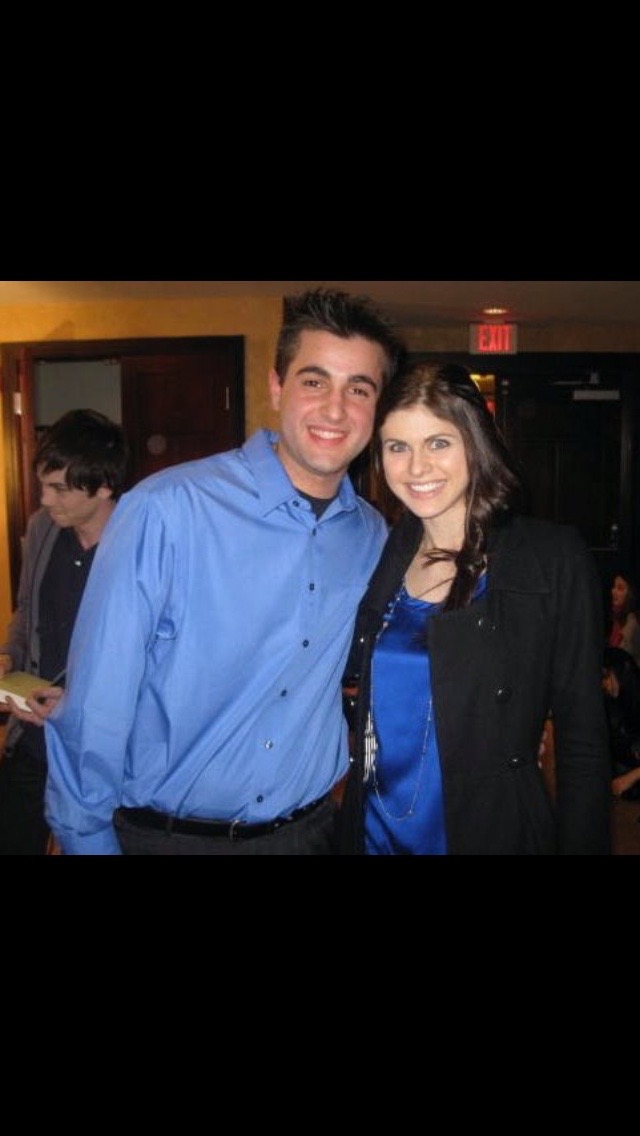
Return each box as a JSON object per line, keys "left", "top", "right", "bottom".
{"left": 0, "top": 280, "right": 638, "bottom": 330}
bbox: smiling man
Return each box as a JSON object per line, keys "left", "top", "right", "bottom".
{"left": 0, "top": 409, "right": 128, "bottom": 854}
{"left": 44, "top": 289, "right": 406, "bottom": 855}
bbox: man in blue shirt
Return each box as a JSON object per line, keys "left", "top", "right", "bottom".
{"left": 43, "top": 289, "right": 406, "bottom": 854}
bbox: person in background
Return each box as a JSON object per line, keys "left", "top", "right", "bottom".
{"left": 337, "top": 360, "right": 611, "bottom": 856}
{"left": 602, "top": 645, "right": 640, "bottom": 801}
{"left": 607, "top": 568, "right": 640, "bottom": 667}
{"left": 44, "top": 289, "right": 406, "bottom": 855}
{"left": 0, "top": 410, "right": 128, "bottom": 854}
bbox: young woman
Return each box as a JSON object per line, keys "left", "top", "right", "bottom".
{"left": 338, "top": 361, "right": 612, "bottom": 855}
{"left": 602, "top": 645, "right": 640, "bottom": 800}
{"left": 608, "top": 569, "right": 640, "bottom": 667}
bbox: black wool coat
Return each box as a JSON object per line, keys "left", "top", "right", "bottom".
{"left": 338, "top": 510, "right": 612, "bottom": 855}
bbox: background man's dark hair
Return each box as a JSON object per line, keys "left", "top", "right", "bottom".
{"left": 274, "top": 288, "right": 407, "bottom": 386}
{"left": 34, "top": 409, "right": 129, "bottom": 501}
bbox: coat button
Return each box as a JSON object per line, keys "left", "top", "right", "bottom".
{"left": 495, "top": 686, "right": 512, "bottom": 703}
{"left": 476, "top": 616, "right": 496, "bottom": 631}
{"left": 507, "top": 755, "right": 522, "bottom": 768}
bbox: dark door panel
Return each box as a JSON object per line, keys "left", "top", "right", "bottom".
{"left": 121, "top": 344, "right": 244, "bottom": 484}
{"left": 501, "top": 375, "right": 621, "bottom": 551}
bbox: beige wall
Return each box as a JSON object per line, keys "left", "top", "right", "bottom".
{"left": 0, "top": 294, "right": 283, "bottom": 638}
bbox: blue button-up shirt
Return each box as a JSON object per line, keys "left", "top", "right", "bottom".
{"left": 44, "top": 429, "right": 388, "bottom": 854}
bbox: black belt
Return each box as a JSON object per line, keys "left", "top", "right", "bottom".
{"left": 116, "top": 794, "right": 329, "bottom": 841}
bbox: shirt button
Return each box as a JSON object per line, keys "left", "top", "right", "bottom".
{"left": 302, "top": 639, "right": 309, "bottom": 647}
{"left": 280, "top": 689, "right": 287, "bottom": 697}
{"left": 256, "top": 795, "right": 264, "bottom": 803}
{"left": 265, "top": 740, "right": 274, "bottom": 749}
{"left": 507, "top": 755, "right": 522, "bottom": 768}
{"left": 309, "top": 583, "right": 315, "bottom": 591}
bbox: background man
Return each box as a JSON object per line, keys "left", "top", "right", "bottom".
{"left": 0, "top": 409, "right": 128, "bottom": 854}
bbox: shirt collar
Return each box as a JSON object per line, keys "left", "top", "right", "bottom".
{"left": 242, "top": 429, "right": 358, "bottom": 517}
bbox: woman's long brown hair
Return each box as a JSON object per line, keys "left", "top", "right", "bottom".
{"left": 374, "top": 361, "right": 524, "bottom": 610}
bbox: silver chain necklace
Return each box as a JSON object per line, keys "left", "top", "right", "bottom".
{"left": 366, "top": 583, "right": 434, "bottom": 822}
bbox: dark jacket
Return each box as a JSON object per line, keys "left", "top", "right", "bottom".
{"left": 338, "top": 510, "right": 612, "bottom": 855}
{"left": 1, "top": 509, "right": 59, "bottom": 756}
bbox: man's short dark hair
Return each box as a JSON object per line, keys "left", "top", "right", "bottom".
{"left": 274, "top": 288, "right": 406, "bottom": 387}
{"left": 34, "top": 409, "right": 129, "bottom": 501}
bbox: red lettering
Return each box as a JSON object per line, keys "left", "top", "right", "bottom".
{"left": 475, "top": 323, "right": 515, "bottom": 354}
{"left": 479, "top": 326, "right": 492, "bottom": 352}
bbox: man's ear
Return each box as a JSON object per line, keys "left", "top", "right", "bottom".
{"left": 268, "top": 368, "right": 282, "bottom": 412}
{"left": 96, "top": 485, "right": 114, "bottom": 500}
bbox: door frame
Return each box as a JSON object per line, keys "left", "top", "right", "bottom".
{"left": 1, "top": 335, "right": 245, "bottom": 606}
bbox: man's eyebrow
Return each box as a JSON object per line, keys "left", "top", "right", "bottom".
{"left": 294, "top": 364, "right": 329, "bottom": 378}
{"left": 295, "top": 364, "right": 379, "bottom": 391}
{"left": 349, "top": 374, "right": 379, "bottom": 392}
{"left": 39, "top": 477, "right": 68, "bottom": 488}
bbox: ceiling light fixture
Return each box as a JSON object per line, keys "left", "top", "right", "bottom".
{"left": 482, "top": 306, "right": 508, "bottom": 317}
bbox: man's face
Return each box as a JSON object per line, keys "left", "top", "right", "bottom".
{"left": 268, "top": 329, "right": 386, "bottom": 497}
{"left": 37, "top": 466, "right": 111, "bottom": 530}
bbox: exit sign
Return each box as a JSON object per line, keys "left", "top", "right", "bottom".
{"left": 470, "top": 323, "right": 518, "bottom": 355}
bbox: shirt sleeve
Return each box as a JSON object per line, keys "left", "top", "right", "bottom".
{"left": 0, "top": 512, "right": 44, "bottom": 668}
{"left": 44, "top": 491, "right": 171, "bottom": 855}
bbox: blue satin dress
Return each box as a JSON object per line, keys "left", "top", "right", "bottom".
{"left": 364, "top": 576, "right": 487, "bottom": 855}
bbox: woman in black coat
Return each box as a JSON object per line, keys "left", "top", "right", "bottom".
{"left": 603, "top": 645, "right": 640, "bottom": 800}
{"left": 338, "top": 361, "right": 611, "bottom": 855}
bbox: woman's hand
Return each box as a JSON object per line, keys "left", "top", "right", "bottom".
{"left": 612, "top": 767, "right": 640, "bottom": 797}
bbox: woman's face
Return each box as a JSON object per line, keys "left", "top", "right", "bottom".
{"left": 612, "top": 575, "right": 629, "bottom": 614}
{"left": 379, "top": 403, "right": 470, "bottom": 531}
{"left": 602, "top": 668, "right": 620, "bottom": 698}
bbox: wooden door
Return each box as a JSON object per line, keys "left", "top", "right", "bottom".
{"left": 1, "top": 344, "right": 38, "bottom": 594}
{"left": 499, "top": 374, "right": 620, "bottom": 543}
{"left": 497, "top": 370, "right": 626, "bottom": 589}
{"left": 121, "top": 344, "right": 244, "bottom": 484}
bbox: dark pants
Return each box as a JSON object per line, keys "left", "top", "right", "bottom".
{"left": 0, "top": 738, "right": 50, "bottom": 856}
{"left": 114, "top": 794, "right": 339, "bottom": 855}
